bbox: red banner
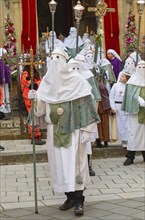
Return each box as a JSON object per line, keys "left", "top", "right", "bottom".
{"left": 21, "top": 0, "right": 37, "bottom": 54}
{"left": 104, "top": 0, "right": 120, "bottom": 55}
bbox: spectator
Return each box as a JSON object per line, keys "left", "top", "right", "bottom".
{"left": 20, "top": 65, "right": 46, "bottom": 145}
{"left": 107, "top": 49, "right": 123, "bottom": 80}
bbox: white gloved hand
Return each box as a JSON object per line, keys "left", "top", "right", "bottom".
{"left": 138, "top": 96, "right": 145, "bottom": 107}
{"left": 93, "top": 62, "right": 98, "bottom": 68}
{"left": 28, "top": 90, "right": 37, "bottom": 100}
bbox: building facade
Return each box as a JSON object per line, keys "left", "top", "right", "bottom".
{"left": 0, "top": 0, "right": 145, "bottom": 59}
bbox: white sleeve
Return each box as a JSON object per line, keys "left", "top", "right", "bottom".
{"left": 35, "top": 100, "right": 46, "bottom": 117}
{"left": 138, "top": 96, "right": 145, "bottom": 107}
{"left": 109, "top": 84, "right": 116, "bottom": 111}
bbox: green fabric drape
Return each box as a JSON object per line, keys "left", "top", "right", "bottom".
{"left": 49, "top": 95, "right": 100, "bottom": 135}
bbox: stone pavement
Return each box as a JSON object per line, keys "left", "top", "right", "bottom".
{"left": 0, "top": 140, "right": 145, "bottom": 219}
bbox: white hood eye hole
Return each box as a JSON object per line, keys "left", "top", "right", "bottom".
{"left": 73, "top": 67, "right": 75, "bottom": 70}
{"left": 56, "top": 55, "right": 59, "bottom": 59}
{"left": 51, "top": 57, "right": 53, "bottom": 60}
{"left": 77, "top": 68, "right": 79, "bottom": 70}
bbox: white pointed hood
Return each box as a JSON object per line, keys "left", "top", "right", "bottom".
{"left": 37, "top": 49, "right": 92, "bottom": 103}
{"left": 127, "top": 60, "right": 145, "bottom": 86}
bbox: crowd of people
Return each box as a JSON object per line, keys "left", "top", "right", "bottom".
{"left": 0, "top": 27, "right": 145, "bottom": 216}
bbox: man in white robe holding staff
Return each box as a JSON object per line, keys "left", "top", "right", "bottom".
{"left": 28, "top": 48, "right": 100, "bottom": 216}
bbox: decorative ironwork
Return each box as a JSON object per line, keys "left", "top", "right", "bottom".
{"left": 87, "top": 0, "right": 115, "bottom": 61}
{"left": 88, "top": 0, "right": 115, "bottom": 17}
{"left": 0, "top": 50, "right": 46, "bottom": 137}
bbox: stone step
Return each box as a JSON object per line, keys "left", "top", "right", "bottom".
{"left": 0, "top": 138, "right": 129, "bottom": 165}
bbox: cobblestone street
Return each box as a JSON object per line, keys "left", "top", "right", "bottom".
{"left": 0, "top": 140, "right": 145, "bottom": 219}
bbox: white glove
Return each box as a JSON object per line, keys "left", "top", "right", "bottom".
{"left": 138, "top": 96, "right": 145, "bottom": 107}
{"left": 28, "top": 90, "right": 37, "bottom": 100}
{"left": 93, "top": 62, "right": 98, "bottom": 68}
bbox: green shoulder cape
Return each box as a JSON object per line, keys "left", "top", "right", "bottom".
{"left": 87, "top": 77, "right": 101, "bottom": 101}
{"left": 121, "top": 84, "right": 145, "bottom": 124}
{"left": 121, "top": 84, "right": 141, "bottom": 114}
{"left": 49, "top": 95, "right": 100, "bottom": 134}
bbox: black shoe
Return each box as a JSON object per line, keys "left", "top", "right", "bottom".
{"left": 59, "top": 199, "right": 75, "bottom": 211}
{"left": 89, "top": 166, "right": 95, "bottom": 176}
{"left": 31, "top": 139, "right": 46, "bottom": 145}
{"left": 0, "top": 145, "right": 5, "bottom": 151}
{"left": 104, "top": 141, "right": 109, "bottom": 148}
{"left": 123, "top": 158, "right": 134, "bottom": 166}
{"left": 74, "top": 203, "right": 84, "bottom": 216}
{"left": 0, "top": 112, "right": 5, "bottom": 119}
{"left": 95, "top": 139, "right": 104, "bottom": 148}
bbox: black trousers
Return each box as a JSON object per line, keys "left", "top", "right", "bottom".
{"left": 126, "top": 151, "right": 145, "bottom": 160}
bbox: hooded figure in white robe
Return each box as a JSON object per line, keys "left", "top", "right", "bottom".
{"left": 82, "top": 32, "right": 89, "bottom": 43}
{"left": 45, "top": 31, "right": 67, "bottom": 69}
{"left": 64, "top": 27, "right": 84, "bottom": 58}
{"left": 79, "top": 39, "right": 94, "bottom": 56}
{"left": 124, "top": 57, "right": 136, "bottom": 75}
{"left": 45, "top": 31, "right": 67, "bottom": 53}
{"left": 129, "top": 51, "right": 141, "bottom": 64}
{"left": 28, "top": 48, "right": 100, "bottom": 215}
{"left": 99, "top": 58, "right": 116, "bottom": 93}
{"left": 68, "top": 55, "right": 101, "bottom": 176}
{"left": 121, "top": 60, "right": 145, "bottom": 165}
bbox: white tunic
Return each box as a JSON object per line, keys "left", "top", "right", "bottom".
{"left": 109, "top": 82, "right": 128, "bottom": 141}
{"left": 35, "top": 100, "right": 93, "bottom": 193}
{"left": 127, "top": 114, "right": 145, "bottom": 151}
{"left": 35, "top": 49, "right": 98, "bottom": 193}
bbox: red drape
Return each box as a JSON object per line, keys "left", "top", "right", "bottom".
{"left": 104, "top": 0, "right": 120, "bottom": 55}
{"left": 21, "top": 0, "right": 37, "bottom": 54}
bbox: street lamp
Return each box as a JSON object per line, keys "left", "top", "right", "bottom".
{"left": 73, "top": 1, "right": 84, "bottom": 55}
{"left": 48, "top": 0, "right": 57, "bottom": 51}
{"left": 136, "top": 0, "right": 145, "bottom": 64}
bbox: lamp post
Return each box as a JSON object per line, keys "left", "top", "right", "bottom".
{"left": 73, "top": 1, "right": 84, "bottom": 55}
{"left": 136, "top": 0, "right": 145, "bottom": 64}
{"left": 48, "top": 0, "right": 57, "bottom": 51}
